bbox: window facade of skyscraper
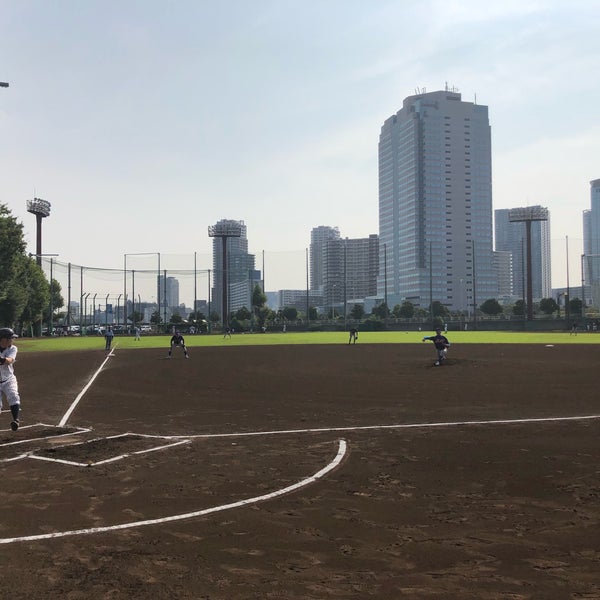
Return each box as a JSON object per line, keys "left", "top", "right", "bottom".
{"left": 310, "top": 226, "right": 340, "bottom": 292}
{"left": 378, "top": 89, "right": 496, "bottom": 312}
{"left": 582, "top": 179, "right": 600, "bottom": 305}
{"left": 323, "top": 235, "right": 379, "bottom": 311}
{"left": 494, "top": 208, "right": 551, "bottom": 301}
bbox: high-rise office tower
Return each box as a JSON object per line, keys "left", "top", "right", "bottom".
{"left": 158, "top": 275, "right": 180, "bottom": 308}
{"left": 378, "top": 89, "right": 496, "bottom": 312}
{"left": 323, "top": 235, "right": 379, "bottom": 310}
{"left": 582, "top": 179, "right": 600, "bottom": 303}
{"left": 310, "top": 226, "right": 340, "bottom": 292}
{"left": 495, "top": 208, "right": 551, "bottom": 301}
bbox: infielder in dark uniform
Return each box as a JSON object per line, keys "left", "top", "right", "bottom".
{"left": 0, "top": 328, "right": 22, "bottom": 431}
{"left": 168, "top": 331, "right": 189, "bottom": 359}
{"left": 348, "top": 328, "right": 358, "bottom": 344}
{"left": 422, "top": 328, "right": 450, "bottom": 366}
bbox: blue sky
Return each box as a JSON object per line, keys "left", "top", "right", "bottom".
{"left": 1, "top": 0, "right": 599, "bottom": 293}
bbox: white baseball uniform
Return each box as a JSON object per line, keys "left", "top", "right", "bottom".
{"left": 0, "top": 344, "right": 20, "bottom": 409}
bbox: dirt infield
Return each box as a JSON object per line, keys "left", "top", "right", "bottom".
{"left": 1, "top": 342, "right": 600, "bottom": 599}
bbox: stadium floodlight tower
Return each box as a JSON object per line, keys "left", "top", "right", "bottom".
{"left": 26, "top": 197, "right": 52, "bottom": 267}
{"left": 508, "top": 205, "right": 549, "bottom": 321}
{"left": 208, "top": 220, "right": 243, "bottom": 328}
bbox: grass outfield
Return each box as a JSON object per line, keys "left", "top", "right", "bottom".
{"left": 13, "top": 329, "right": 600, "bottom": 352}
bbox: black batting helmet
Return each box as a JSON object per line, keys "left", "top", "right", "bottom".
{"left": 0, "top": 327, "right": 18, "bottom": 339}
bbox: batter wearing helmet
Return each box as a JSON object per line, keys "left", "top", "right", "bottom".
{"left": 0, "top": 328, "right": 22, "bottom": 431}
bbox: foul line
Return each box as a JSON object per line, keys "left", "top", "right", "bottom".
{"left": 0, "top": 438, "right": 346, "bottom": 545}
{"left": 58, "top": 349, "right": 115, "bottom": 428}
{"left": 162, "top": 413, "right": 600, "bottom": 440}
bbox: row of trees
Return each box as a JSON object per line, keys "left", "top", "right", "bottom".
{"left": 0, "top": 204, "right": 65, "bottom": 334}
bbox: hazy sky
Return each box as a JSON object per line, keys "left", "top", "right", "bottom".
{"left": 2, "top": 0, "right": 599, "bottom": 293}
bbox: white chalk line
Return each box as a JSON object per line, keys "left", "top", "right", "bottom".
{"left": 58, "top": 349, "right": 115, "bottom": 428}
{"left": 0, "top": 438, "right": 347, "bottom": 545}
{"left": 160, "top": 413, "right": 600, "bottom": 440}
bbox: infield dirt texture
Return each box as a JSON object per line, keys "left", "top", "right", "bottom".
{"left": 1, "top": 342, "right": 599, "bottom": 599}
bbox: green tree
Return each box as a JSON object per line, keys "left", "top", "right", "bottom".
{"left": 251, "top": 284, "right": 268, "bottom": 328}
{"left": 282, "top": 306, "right": 298, "bottom": 321}
{"left": 479, "top": 298, "right": 503, "bottom": 316}
{"left": 431, "top": 301, "right": 449, "bottom": 318}
{"left": 150, "top": 310, "right": 162, "bottom": 325}
{"left": 42, "top": 279, "right": 65, "bottom": 325}
{"left": 13, "top": 255, "right": 50, "bottom": 334}
{"left": 398, "top": 300, "right": 415, "bottom": 319}
{"left": 569, "top": 297, "right": 583, "bottom": 315}
{"left": 350, "top": 304, "right": 365, "bottom": 319}
{"left": 128, "top": 310, "right": 144, "bottom": 326}
{"left": 372, "top": 302, "right": 389, "bottom": 319}
{"left": 235, "top": 306, "right": 252, "bottom": 321}
{"left": 308, "top": 306, "right": 318, "bottom": 321}
{"left": 512, "top": 300, "right": 525, "bottom": 316}
{"left": 539, "top": 297, "right": 559, "bottom": 316}
{"left": 0, "top": 204, "right": 30, "bottom": 328}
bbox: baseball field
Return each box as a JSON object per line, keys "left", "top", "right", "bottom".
{"left": 1, "top": 331, "right": 600, "bottom": 599}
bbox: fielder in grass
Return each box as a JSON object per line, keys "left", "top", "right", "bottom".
{"left": 422, "top": 328, "right": 450, "bottom": 366}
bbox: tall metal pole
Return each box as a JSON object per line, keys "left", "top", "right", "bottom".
{"left": 67, "top": 262, "right": 72, "bottom": 327}
{"left": 384, "top": 243, "right": 388, "bottom": 310}
{"left": 163, "top": 269, "right": 167, "bottom": 328}
{"left": 306, "top": 248, "right": 309, "bottom": 327}
{"left": 221, "top": 237, "right": 228, "bottom": 327}
{"left": 525, "top": 221, "right": 533, "bottom": 321}
{"left": 123, "top": 255, "right": 127, "bottom": 331}
{"left": 157, "top": 253, "right": 161, "bottom": 333}
{"left": 581, "top": 254, "right": 586, "bottom": 322}
{"left": 429, "top": 241, "right": 433, "bottom": 329}
{"left": 132, "top": 270, "right": 135, "bottom": 331}
{"left": 566, "top": 235, "right": 570, "bottom": 324}
{"left": 208, "top": 269, "right": 211, "bottom": 333}
{"left": 194, "top": 251, "right": 197, "bottom": 315}
{"left": 48, "top": 258, "right": 53, "bottom": 335}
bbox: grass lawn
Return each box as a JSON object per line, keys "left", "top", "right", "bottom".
{"left": 14, "top": 329, "right": 600, "bottom": 352}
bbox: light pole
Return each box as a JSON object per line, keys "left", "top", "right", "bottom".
{"left": 116, "top": 294, "right": 122, "bottom": 328}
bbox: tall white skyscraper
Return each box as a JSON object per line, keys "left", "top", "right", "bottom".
{"left": 378, "top": 89, "right": 496, "bottom": 311}
{"left": 582, "top": 179, "right": 600, "bottom": 304}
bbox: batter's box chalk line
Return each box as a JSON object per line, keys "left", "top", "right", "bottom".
{"left": 27, "top": 432, "right": 193, "bottom": 468}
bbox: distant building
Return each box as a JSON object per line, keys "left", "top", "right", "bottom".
{"left": 583, "top": 179, "right": 600, "bottom": 306}
{"left": 323, "top": 235, "right": 379, "bottom": 312}
{"left": 158, "top": 275, "right": 180, "bottom": 308}
{"left": 378, "top": 89, "right": 496, "bottom": 311}
{"left": 493, "top": 250, "right": 513, "bottom": 299}
{"left": 310, "top": 226, "right": 340, "bottom": 292}
{"left": 278, "top": 289, "right": 323, "bottom": 313}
